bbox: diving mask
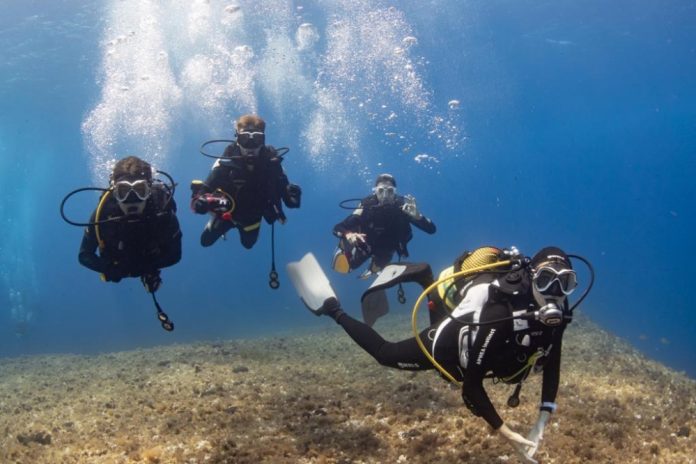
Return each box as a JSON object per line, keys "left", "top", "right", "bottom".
{"left": 237, "top": 130, "right": 265, "bottom": 150}
{"left": 373, "top": 183, "right": 396, "bottom": 204}
{"left": 533, "top": 266, "right": 577, "bottom": 296}
{"left": 113, "top": 179, "right": 152, "bottom": 203}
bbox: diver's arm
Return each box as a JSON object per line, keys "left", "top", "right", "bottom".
{"left": 333, "top": 204, "right": 365, "bottom": 238}
{"left": 77, "top": 211, "right": 109, "bottom": 274}
{"left": 461, "top": 370, "right": 503, "bottom": 429}
{"left": 460, "top": 301, "right": 511, "bottom": 429}
{"left": 540, "top": 325, "right": 565, "bottom": 412}
{"left": 400, "top": 195, "right": 436, "bottom": 234}
{"left": 333, "top": 212, "right": 362, "bottom": 238}
{"left": 203, "top": 146, "right": 239, "bottom": 192}
{"left": 203, "top": 162, "right": 227, "bottom": 191}
{"left": 461, "top": 337, "right": 504, "bottom": 428}
{"left": 274, "top": 164, "right": 301, "bottom": 209}
{"left": 524, "top": 326, "right": 565, "bottom": 461}
{"left": 410, "top": 214, "right": 436, "bottom": 234}
{"left": 151, "top": 208, "right": 183, "bottom": 271}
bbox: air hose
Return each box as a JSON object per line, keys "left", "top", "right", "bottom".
{"left": 411, "top": 260, "right": 514, "bottom": 385}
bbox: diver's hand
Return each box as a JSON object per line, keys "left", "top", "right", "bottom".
{"left": 345, "top": 232, "right": 367, "bottom": 245}
{"left": 498, "top": 424, "right": 538, "bottom": 464}
{"left": 285, "top": 183, "right": 302, "bottom": 208}
{"left": 401, "top": 195, "right": 422, "bottom": 220}
{"left": 525, "top": 410, "right": 551, "bottom": 459}
{"left": 141, "top": 271, "right": 162, "bottom": 293}
{"left": 101, "top": 272, "right": 122, "bottom": 283}
{"left": 101, "top": 265, "right": 123, "bottom": 283}
{"left": 193, "top": 193, "right": 230, "bottom": 214}
{"left": 192, "top": 195, "right": 210, "bottom": 214}
{"left": 190, "top": 180, "right": 208, "bottom": 196}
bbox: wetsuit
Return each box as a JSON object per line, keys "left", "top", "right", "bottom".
{"left": 78, "top": 185, "right": 182, "bottom": 281}
{"left": 195, "top": 143, "right": 300, "bottom": 248}
{"left": 329, "top": 275, "right": 565, "bottom": 430}
{"left": 333, "top": 194, "right": 436, "bottom": 270}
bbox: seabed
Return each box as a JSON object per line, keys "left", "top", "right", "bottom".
{"left": 1, "top": 313, "right": 694, "bottom": 463}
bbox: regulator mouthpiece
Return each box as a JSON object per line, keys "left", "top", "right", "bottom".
{"left": 536, "top": 302, "right": 564, "bottom": 326}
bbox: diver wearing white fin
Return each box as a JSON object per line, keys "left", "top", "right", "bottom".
{"left": 288, "top": 247, "right": 594, "bottom": 464}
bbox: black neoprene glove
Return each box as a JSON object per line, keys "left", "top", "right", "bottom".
{"left": 285, "top": 184, "right": 302, "bottom": 208}
{"left": 102, "top": 268, "right": 123, "bottom": 283}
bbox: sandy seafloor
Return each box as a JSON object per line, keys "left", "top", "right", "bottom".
{"left": 1, "top": 312, "right": 694, "bottom": 464}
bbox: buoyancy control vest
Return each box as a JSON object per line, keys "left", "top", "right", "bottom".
{"left": 480, "top": 276, "right": 564, "bottom": 384}
{"left": 358, "top": 195, "right": 412, "bottom": 255}
{"left": 96, "top": 184, "right": 176, "bottom": 271}
{"left": 215, "top": 144, "right": 287, "bottom": 225}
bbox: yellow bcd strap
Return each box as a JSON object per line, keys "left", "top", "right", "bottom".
{"left": 242, "top": 222, "right": 260, "bottom": 232}
{"left": 94, "top": 189, "right": 112, "bottom": 250}
{"left": 501, "top": 350, "right": 543, "bottom": 383}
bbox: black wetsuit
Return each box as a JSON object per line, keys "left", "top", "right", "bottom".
{"left": 195, "top": 143, "right": 300, "bottom": 248}
{"left": 78, "top": 186, "right": 182, "bottom": 281}
{"left": 330, "top": 276, "right": 565, "bottom": 429}
{"left": 333, "top": 195, "right": 436, "bottom": 270}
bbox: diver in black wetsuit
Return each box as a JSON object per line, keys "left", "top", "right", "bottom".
{"left": 78, "top": 156, "right": 182, "bottom": 293}
{"left": 190, "top": 114, "right": 301, "bottom": 249}
{"left": 332, "top": 173, "right": 435, "bottom": 277}
{"left": 305, "top": 246, "right": 580, "bottom": 463}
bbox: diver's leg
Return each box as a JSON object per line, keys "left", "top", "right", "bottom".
{"left": 238, "top": 222, "right": 261, "bottom": 249}
{"left": 200, "top": 217, "right": 234, "bottom": 247}
{"left": 332, "top": 310, "right": 433, "bottom": 370}
{"left": 371, "top": 249, "right": 394, "bottom": 272}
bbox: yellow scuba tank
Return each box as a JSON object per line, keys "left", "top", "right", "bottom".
{"left": 436, "top": 246, "right": 505, "bottom": 310}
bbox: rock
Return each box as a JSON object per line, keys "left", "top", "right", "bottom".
{"left": 17, "top": 431, "right": 52, "bottom": 446}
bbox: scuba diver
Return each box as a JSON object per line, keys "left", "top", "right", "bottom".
{"left": 77, "top": 156, "right": 181, "bottom": 288}
{"left": 288, "top": 246, "right": 594, "bottom": 463}
{"left": 332, "top": 173, "right": 435, "bottom": 278}
{"left": 64, "top": 155, "right": 181, "bottom": 330}
{"left": 191, "top": 114, "right": 301, "bottom": 250}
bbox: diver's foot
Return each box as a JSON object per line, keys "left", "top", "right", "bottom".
{"left": 359, "top": 262, "right": 383, "bottom": 280}
{"left": 315, "top": 297, "right": 344, "bottom": 320}
{"left": 358, "top": 268, "right": 374, "bottom": 280}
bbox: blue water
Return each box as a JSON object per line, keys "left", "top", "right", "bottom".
{"left": 1, "top": 0, "right": 694, "bottom": 378}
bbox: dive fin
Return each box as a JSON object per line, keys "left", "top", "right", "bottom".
{"left": 332, "top": 247, "right": 351, "bottom": 274}
{"left": 361, "top": 263, "right": 432, "bottom": 300}
{"left": 287, "top": 253, "right": 338, "bottom": 314}
{"left": 361, "top": 288, "right": 389, "bottom": 327}
{"left": 359, "top": 262, "right": 436, "bottom": 325}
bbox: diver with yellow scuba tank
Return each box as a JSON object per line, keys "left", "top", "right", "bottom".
{"left": 61, "top": 156, "right": 181, "bottom": 331}
{"left": 287, "top": 246, "right": 594, "bottom": 463}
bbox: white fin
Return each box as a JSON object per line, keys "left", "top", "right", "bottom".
{"left": 287, "top": 253, "right": 337, "bottom": 313}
